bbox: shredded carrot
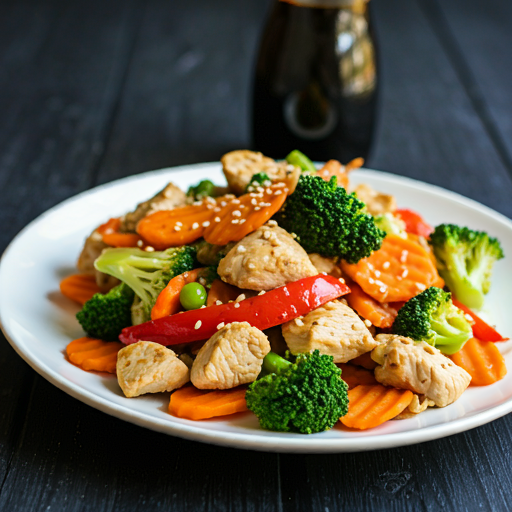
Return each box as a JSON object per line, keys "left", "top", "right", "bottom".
{"left": 151, "top": 268, "right": 204, "bottom": 320}
{"left": 206, "top": 279, "right": 241, "bottom": 307}
{"left": 337, "top": 364, "right": 377, "bottom": 389}
{"left": 60, "top": 274, "right": 101, "bottom": 305}
{"left": 345, "top": 280, "right": 399, "bottom": 328}
{"left": 348, "top": 352, "right": 378, "bottom": 370}
{"left": 340, "top": 384, "right": 414, "bottom": 430}
{"left": 169, "top": 385, "right": 248, "bottom": 420}
{"left": 450, "top": 337, "right": 507, "bottom": 386}
{"left": 341, "top": 234, "right": 444, "bottom": 303}
{"left": 66, "top": 337, "right": 123, "bottom": 374}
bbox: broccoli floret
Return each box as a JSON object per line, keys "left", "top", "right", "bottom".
{"left": 76, "top": 283, "right": 134, "bottom": 340}
{"left": 94, "top": 246, "right": 197, "bottom": 325}
{"left": 392, "top": 287, "right": 472, "bottom": 355}
{"left": 274, "top": 174, "right": 385, "bottom": 263}
{"left": 285, "top": 150, "right": 316, "bottom": 173}
{"left": 187, "top": 179, "right": 217, "bottom": 199}
{"left": 197, "top": 265, "right": 219, "bottom": 289}
{"left": 246, "top": 172, "right": 271, "bottom": 192}
{"left": 429, "top": 224, "right": 504, "bottom": 310}
{"left": 374, "top": 213, "right": 407, "bottom": 237}
{"left": 245, "top": 350, "right": 348, "bottom": 434}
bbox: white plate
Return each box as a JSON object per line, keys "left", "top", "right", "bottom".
{"left": 1, "top": 163, "right": 512, "bottom": 453}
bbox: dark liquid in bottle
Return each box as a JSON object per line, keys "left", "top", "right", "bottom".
{"left": 252, "top": 0, "right": 377, "bottom": 162}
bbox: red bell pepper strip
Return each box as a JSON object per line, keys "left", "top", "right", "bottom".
{"left": 452, "top": 298, "right": 508, "bottom": 342}
{"left": 395, "top": 208, "right": 434, "bottom": 238}
{"left": 119, "top": 274, "right": 350, "bottom": 346}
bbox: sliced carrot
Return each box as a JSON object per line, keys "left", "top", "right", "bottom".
{"left": 97, "top": 217, "right": 121, "bottom": 235}
{"left": 60, "top": 274, "right": 102, "bottom": 305}
{"left": 348, "top": 352, "right": 378, "bottom": 370}
{"left": 101, "top": 232, "right": 142, "bottom": 248}
{"left": 151, "top": 268, "right": 204, "bottom": 320}
{"left": 337, "top": 364, "right": 377, "bottom": 389}
{"left": 340, "top": 384, "right": 414, "bottom": 430}
{"left": 169, "top": 385, "right": 248, "bottom": 420}
{"left": 450, "top": 337, "right": 507, "bottom": 386}
{"left": 206, "top": 279, "right": 241, "bottom": 307}
{"left": 341, "top": 234, "right": 444, "bottom": 303}
{"left": 345, "top": 280, "right": 399, "bottom": 328}
{"left": 66, "top": 337, "right": 123, "bottom": 374}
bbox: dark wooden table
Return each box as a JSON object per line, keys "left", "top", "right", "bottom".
{"left": 1, "top": 0, "right": 512, "bottom": 510}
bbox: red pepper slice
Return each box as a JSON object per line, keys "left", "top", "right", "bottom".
{"left": 395, "top": 208, "right": 434, "bottom": 238}
{"left": 119, "top": 275, "right": 350, "bottom": 346}
{"left": 452, "top": 298, "right": 508, "bottom": 342}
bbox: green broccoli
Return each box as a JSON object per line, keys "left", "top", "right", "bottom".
{"left": 285, "top": 149, "right": 317, "bottom": 173}
{"left": 94, "top": 246, "right": 197, "bottom": 325}
{"left": 392, "top": 286, "right": 472, "bottom": 355}
{"left": 429, "top": 223, "right": 504, "bottom": 310}
{"left": 187, "top": 179, "right": 217, "bottom": 200}
{"left": 374, "top": 213, "right": 407, "bottom": 237}
{"left": 246, "top": 172, "right": 271, "bottom": 192}
{"left": 76, "top": 283, "right": 134, "bottom": 340}
{"left": 273, "top": 174, "right": 385, "bottom": 263}
{"left": 245, "top": 350, "right": 348, "bottom": 434}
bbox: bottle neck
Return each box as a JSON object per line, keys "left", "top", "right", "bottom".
{"left": 279, "top": 0, "right": 368, "bottom": 10}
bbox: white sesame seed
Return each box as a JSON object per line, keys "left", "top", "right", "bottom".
{"left": 214, "top": 217, "right": 221, "bottom": 223}
{"left": 375, "top": 280, "right": 386, "bottom": 287}
{"left": 215, "top": 300, "right": 223, "bottom": 305}
{"left": 291, "top": 233, "right": 297, "bottom": 239}
{"left": 217, "top": 322, "right": 225, "bottom": 330}
{"left": 248, "top": 263, "right": 255, "bottom": 269}
{"left": 402, "top": 269, "right": 409, "bottom": 278}
{"left": 206, "top": 204, "right": 213, "bottom": 209}
{"left": 400, "top": 250, "right": 408, "bottom": 263}
{"left": 214, "top": 207, "right": 221, "bottom": 212}
{"left": 263, "top": 180, "right": 272, "bottom": 187}
{"left": 200, "top": 305, "right": 206, "bottom": 309}
{"left": 232, "top": 210, "right": 242, "bottom": 217}
{"left": 383, "top": 261, "right": 390, "bottom": 269}
{"left": 231, "top": 219, "right": 239, "bottom": 224}
{"left": 236, "top": 294, "right": 246, "bottom": 302}
{"left": 258, "top": 290, "right": 266, "bottom": 295}
{"left": 274, "top": 190, "right": 283, "bottom": 195}
{"left": 192, "top": 222, "right": 199, "bottom": 230}
{"left": 295, "top": 318, "right": 304, "bottom": 327}
{"left": 176, "top": 221, "right": 183, "bottom": 227}
{"left": 464, "top": 313, "right": 473, "bottom": 322}
{"left": 251, "top": 198, "right": 258, "bottom": 205}
{"left": 283, "top": 286, "right": 289, "bottom": 295}
{"left": 267, "top": 220, "right": 278, "bottom": 227}
{"left": 145, "top": 246, "right": 155, "bottom": 252}
{"left": 374, "top": 270, "right": 381, "bottom": 277}
{"left": 198, "top": 277, "right": 206, "bottom": 285}
{"left": 339, "top": 277, "right": 345, "bottom": 284}
{"left": 234, "top": 302, "right": 240, "bottom": 308}
{"left": 257, "top": 187, "right": 264, "bottom": 193}
{"left": 137, "top": 240, "right": 144, "bottom": 247}
{"left": 364, "top": 319, "right": 372, "bottom": 327}
{"left": 174, "top": 225, "right": 181, "bottom": 231}
{"left": 275, "top": 182, "right": 286, "bottom": 188}
{"left": 379, "top": 286, "right": 387, "bottom": 293}
{"left": 193, "top": 200, "right": 202, "bottom": 206}
{"left": 220, "top": 201, "right": 227, "bottom": 207}
{"left": 263, "top": 231, "right": 271, "bottom": 239}
{"left": 240, "top": 219, "right": 246, "bottom": 224}
{"left": 194, "top": 320, "right": 202, "bottom": 330}
{"left": 265, "top": 188, "right": 272, "bottom": 195}
{"left": 206, "top": 196, "right": 216, "bottom": 204}
{"left": 202, "top": 221, "right": 210, "bottom": 227}
{"left": 231, "top": 199, "right": 240, "bottom": 204}
{"left": 416, "top": 283, "right": 426, "bottom": 290}
{"left": 237, "top": 245, "right": 246, "bottom": 253}
{"left": 254, "top": 206, "right": 261, "bottom": 211}
{"left": 368, "top": 277, "right": 375, "bottom": 284}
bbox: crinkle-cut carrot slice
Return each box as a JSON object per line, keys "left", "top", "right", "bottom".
{"left": 450, "top": 337, "right": 507, "bottom": 386}
{"left": 169, "top": 385, "right": 248, "bottom": 420}
{"left": 345, "top": 280, "right": 399, "bottom": 328}
{"left": 337, "top": 364, "right": 377, "bottom": 389}
{"left": 203, "top": 183, "right": 288, "bottom": 245}
{"left": 97, "top": 217, "right": 122, "bottom": 235}
{"left": 341, "top": 234, "right": 444, "bottom": 303}
{"left": 66, "top": 337, "right": 123, "bottom": 374}
{"left": 101, "top": 232, "right": 142, "bottom": 248}
{"left": 60, "top": 274, "right": 102, "bottom": 305}
{"left": 348, "top": 352, "right": 378, "bottom": 370}
{"left": 340, "top": 384, "right": 414, "bottom": 430}
{"left": 206, "top": 279, "right": 241, "bottom": 307}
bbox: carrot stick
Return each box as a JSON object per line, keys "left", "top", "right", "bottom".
{"left": 169, "top": 385, "right": 248, "bottom": 420}
{"left": 151, "top": 268, "right": 204, "bottom": 320}
{"left": 206, "top": 279, "right": 241, "bottom": 307}
{"left": 66, "top": 337, "right": 123, "bottom": 374}
{"left": 340, "top": 384, "right": 414, "bottom": 430}
{"left": 337, "top": 364, "right": 377, "bottom": 389}
{"left": 341, "top": 234, "right": 444, "bottom": 303}
{"left": 345, "top": 280, "right": 399, "bottom": 328}
{"left": 450, "top": 337, "right": 507, "bottom": 386}
{"left": 60, "top": 274, "right": 101, "bottom": 305}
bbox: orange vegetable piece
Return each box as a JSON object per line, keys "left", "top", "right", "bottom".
{"left": 348, "top": 352, "right": 378, "bottom": 370}
{"left": 450, "top": 337, "right": 507, "bottom": 386}
{"left": 151, "top": 268, "right": 204, "bottom": 320}
{"left": 340, "top": 384, "right": 414, "bottom": 430}
{"left": 97, "top": 217, "right": 122, "bottom": 235}
{"left": 345, "top": 280, "right": 399, "bottom": 328}
{"left": 317, "top": 158, "right": 363, "bottom": 189}
{"left": 66, "top": 337, "right": 123, "bottom": 374}
{"left": 60, "top": 274, "right": 101, "bottom": 305}
{"left": 341, "top": 234, "right": 444, "bottom": 303}
{"left": 169, "top": 385, "right": 249, "bottom": 420}
{"left": 206, "top": 279, "right": 241, "bottom": 307}
{"left": 337, "top": 364, "right": 377, "bottom": 389}
{"left": 96, "top": 217, "right": 142, "bottom": 247}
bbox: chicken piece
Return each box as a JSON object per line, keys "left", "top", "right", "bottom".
{"left": 117, "top": 341, "right": 190, "bottom": 398}
{"left": 395, "top": 394, "right": 436, "bottom": 420}
{"left": 308, "top": 253, "right": 343, "bottom": 278}
{"left": 77, "top": 228, "right": 119, "bottom": 292}
{"left": 371, "top": 334, "right": 471, "bottom": 408}
{"left": 281, "top": 300, "right": 378, "bottom": 363}
{"left": 191, "top": 322, "right": 270, "bottom": 389}
{"left": 353, "top": 183, "right": 396, "bottom": 216}
{"left": 217, "top": 223, "right": 318, "bottom": 290}
{"left": 221, "top": 150, "right": 301, "bottom": 195}
{"left": 120, "top": 182, "right": 187, "bottom": 232}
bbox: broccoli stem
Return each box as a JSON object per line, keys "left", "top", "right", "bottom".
{"left": 261, "top": 352, "right": 292, "bottom": 376}
{"left": 285, "top": 150, "right": 316, "bottom": 173}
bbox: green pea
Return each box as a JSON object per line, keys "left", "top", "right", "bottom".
{"left": 180, "top": 282, "right": 207, "bottom": 310}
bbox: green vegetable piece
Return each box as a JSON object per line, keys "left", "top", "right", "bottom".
{"left": 94, "top": 246, "right": 197, "bottom": 325}
{"left": 285, "top": 150, "right": 316, "bottom": 173}
{"left": 187, "top": 180, "right": 216, "bottom": 200}
{"left": 180, "top": 282, "right": 207, "bottom": 310}
{"left": 274, "top": 174, "right": 385, "bottom": 263}
{"left": 246, "top": 172, "right": 271, "bottom": 192}
{"left": 392, "top": 286, "right": 472, "bottom": 355}
{"left": 429, "top": 223, "right": 504, "bottom": 310}
{"left": 374, "top": 213, "right": 407, "bottom": 237}
{"left": 246, "top": 350, "right": 349, "bottom": 434}
{"left": 76, "top": 283, "right": 134, "bottom": 341}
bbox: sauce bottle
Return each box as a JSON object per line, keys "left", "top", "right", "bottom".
{"left": 252, "top": 0, "right": 377, "bottom": 162}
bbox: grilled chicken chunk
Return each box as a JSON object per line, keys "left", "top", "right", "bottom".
{"left": 218, "top": 223, "right": 318, "bottom": 290}
{"left": 353, "top": 183, "right": 396, "bottom": 216}
{"left": 117, "top": 341, "right": 190, "bottom": 398}
{"left": 281, "top": 300, "right": 378, "bottom": 363}
{"left": 308, "top": 253, "right": 343, "bottom": 278}
{"left": 191, "top": 322, "right": 270, "bottom": 389}
{"left": 371, "top": 334, "right": 471, "bottom": 407}
{"left": 221, "top": 150, "right": 300, "bottom": 195}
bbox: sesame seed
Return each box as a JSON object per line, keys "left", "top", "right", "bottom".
{"left": 339, "top": 277, "right": 345, "bottom": 284}
{"left": 214, "top": 217, "right": 221, "bottom": 223}
{"left": 258, "top": 290, "right": 266, "bottom": 295}
{"left": 137, "top": 240, "right": 144, "bottom": 247}
{"left": 192, "top": 222, "right": 199, "bottom": 229}
{"left": 215, "top": 300, "right": 223, "bottom": 305}
{"left": 214, "top": 207, "right": 221, "bottom": 212}
{"left": 231, "top": 219, "right": 239, "bottom": 224}
{"left": 176, "top": 221, "right": 183, "bottom": 226}
{"left": 240, "top": 219, "right": 246, "bottom": 224}
{"left": 400, "top": 250, "right": 408, "bottom": 263}
{"left": 283, "top": 286, "right": 289, "bottom": 295}
{"left": 267, "top": 220, "right": 278, "bottom": 227}
{"left": 416, "top": 283, "right": 426, "bottom": 290}
{"left": 375, "top": 280, "right": 386, "bottom": 287}
{"left": 217, "top": 322, "right": 225, "bottom": 330}
{"left": 231, "top": 199, "right": 240, "bottom": 204}
{"left": 364, "top": 319, "right": 372, "bottom": 327}
{"left": 234, "top": 303, "right": 240, "bottom": 308}
{"left": 200, "top": 305, "right": 206, "bottom": 309}
{"left": 379, "top": 286, "right": 387, "bottom": 293}
{"left": 206, "top": 196, "right": 216, "bottom": 204}
{"left": 194, "top": 320, "right": 202, "bottom": 330}
{"left": 248, "top": 263, "right": 255, "bottom": 269}
{"left": 202, "top": 221, "right": 210, "bottom": 227}
{"left": 198, "top": 277, "right": 206, "bottom": 285}
{"left": 251, "top": 198, "right": 257, "bottom": 205}
{"left": 254, "top": 206, "right": 261, "bottom": 211}
{"left": 286, "top": 164, "right": 295, "bottom": 171}
{"left": 275, "top": 182, "right": 286, "bottom": 188}
{"left": 232, "top": 210, "right": 242, "bottom": 217}
{"left": 464, "top": 313, "right": 473, "bottom": 322}
{"left": 220, "top": 201, "right": 227, "bottom": 207}
{"left": 247, "top": 186, "right": 255, "bottom": 193}
{"left": 235, "top": 294, "right": 246, "bottom": 302}
{"left": 263, "top": 180, "right": 272, "bottom": 187}
{"left": 257, "top": 187, "right": 264, "bottom": 193}
{"left": 291, "top": 233, "right": 297, "bottom": 239}
{"left": 402, "top": 269, "right": 409, "bottom": 278}
{"left": 206, "top": 204, "right": 213, "bottom": 209}
{"left": 240, "top": 204, "right": 245, "bottom": 209}
{"left": 266, "top": 188, "right": 272, "bottom": 195}
{"left": 193, "top": 200, "right": 202, "bottom": 206}
{"left": 383, "top": 261, "right": 390, "bottom": 269}
{"left": 145, "top": 246, "right": 155, "bottom": 252}
{"left": 237, "top": 245, "right": 246, "bottom": 253}
{"left": 174, "top": 225, "right": 181, "bottom": 231}
{"left": 368, "top": 277, "right": 375, "bottom": 284}
{"left": 295, "top": 318, "right": 304, "bottom": 327}
{"left": 374, "top": 270, "right": 381, "bottom": 277}
{"left": 263, "top": 231, "right": 271, "bottom": 239}
{"left": 274, "top": 190, "right": 283, "bottom": 195}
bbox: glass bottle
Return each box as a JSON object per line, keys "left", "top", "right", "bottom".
{"left": 252, "top": 0, "right": 377, "bottom": 162}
